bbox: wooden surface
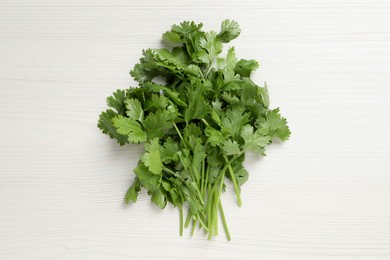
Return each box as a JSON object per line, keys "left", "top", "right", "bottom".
{"left": 1, "top": 0, "right": 390, "bottom": 259}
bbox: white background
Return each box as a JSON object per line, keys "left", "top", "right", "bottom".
{"left": 1, "top": 0, "right": 390, "bottom": 259}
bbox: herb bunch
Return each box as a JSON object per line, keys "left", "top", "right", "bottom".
{"left": 98, "top": 20, "right": 290, "bottom": 240}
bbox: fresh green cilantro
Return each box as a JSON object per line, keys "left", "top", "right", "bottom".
{"left": 112, "top": 115, "right": 147, "bottom": 143}
{"left": 234, "top": 59, "right": 259, "bottom": 77}
{"left": 98, "top": 109, "right": 128, "bottom": 145}
{"left": 98, "top": 20, "right": 290, "bottom": 241}
{"left": 218, "top": 19, "right": 241, "bottom": 43}
{"left": 205, "top": 126, "right": 225, "bottom": 147}
{"left": 125, "top": 98, "right": 144, "bottom": 122}
{"left": 222, "top": 139, "right": 241, "bottom": 156}
{"left": 107, "top": 89, "right": 127, "bottom": 114}
{"left": 124, "top": 177, "right": 141, "bottom": 204}
{"left": 141, "top": 138, "right": 163, "bottom": 175}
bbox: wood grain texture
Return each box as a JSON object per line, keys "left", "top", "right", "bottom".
{"left": 1, "top": 0, "right": 390, "bottom": 259}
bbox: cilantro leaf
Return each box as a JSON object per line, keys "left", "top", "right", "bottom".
{"left": 240, "top": 124, "right": 271, "bottom": 156}
{"left": 98, "top": 109, "right": 129, "bottom": 145}
{"left": 192, "top": 138, "right": 206, "bottom": 173}
{"left": 141, "top": 138, "right": 163, "bottom": 175}
{"left": 159, "top": 138, "right": 180, "bottom": 163}
{"left": 256, "top": 108, "right": 291, "bottom": 141}
{"left": 211, "top": 110, "right": 221, "bottom": 125}
{"left": 217, "top": 47, "right": 239, "bottom": 82}
{"left": 147, "top": 93, "right": 169, "bottom": 111}
{"left": 221, "top": 106, "right": 251, "bottom": 138}
{"left": 113, "top": 115, "right": 147, "bottom": 143}
{"left": 144, "top": 82, "right": 188, "bottom": 107}
{"left": 235, "top": 59, "right": 259, "bottom": 78}
{"left": 125, "top": 98, "right": 144, "bottom": 122}
{"left": 130, "top": 49, "right": 161, "bottom": 83}
{"left": 151, "top": 187, "right": 167, "bottom": 209}
{"left": 259, "top": 82, "right": 270, "bottom": 108}
{"left": 144, "top": 109, "right": 175, "bottom": 139}
{"left": 107, "top": 89, "right": 127, "bottom": 114}
{"left": 133, "top": 161, "right": 160, "bottom": 192}
{"left": 231, "top": 160, "right": 249, "bottom": 186}
{"left": 124, "top": 177, "right": 141, "bottom": 204}
{"left": 183, "top": 86, "right": 210, "bottom": 123}
{"left": 171, "top": 46, "right": 190, "bottom": 64}
{"left": 198, "top": 31, "right": 223, "bottom": 64}
{"left": 222, "top": 139, "right": 241, "bottom": 156}
{"left": 212, "top": 99, "right": 223, "bottom": 115}
{"left": 205, "top": 126, "right": 225, "bottom": 147}
{"left": 162, "top": 31, "right": 183, "bottom": 43}
{"left": 221, "top": 91, "right": 240, "bottom": 104}
{"left": 171, "top": 21, "right": 203, "bottom": 35}
{"left": 218, "top": 19, "right": 241, "bottom": 43}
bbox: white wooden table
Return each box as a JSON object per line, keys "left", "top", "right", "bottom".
{"left": 1, "top": 0, "right": 390, "bottom": 259}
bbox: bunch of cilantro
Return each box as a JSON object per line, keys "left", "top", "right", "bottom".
{"left": 98, "top": 20, "right": 290, "bottom": 240}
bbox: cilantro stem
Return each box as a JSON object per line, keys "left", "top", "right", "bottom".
{"left": 203, "top": 165, "right": 209, "bottom": 200}
{"left": 172, "top": 122, "right": 194, "bottom": 168}
{"left": 191, "top": 219, "right": 197, "bottom": 236}
{"left": 163, "top": 166, "right": 176, "bottom": 176}
{"left": 163, "top": 166, "right": 203, "bottom": 207}
{"left": 206, "top": 185, "right": 215, "bottom": 239}
{"left": 213, "top": 169, "right": 227, "bottom": 237}
{"left": 215, "top": 219, "right": 219, "bottom": 236}
{"left": 193, "top": 167, "right": 200, "bottom": 187}
{"left": 205, "top": 156, "right": 235, "bottom": 239}
{"left": 200, "top": 159, "right": 205, "bottom": 196}
{"left": 207, "top": 169, "right": 226, "bottom": 239}
{"left": 219, "top": 200, "right": 231, "bottom": 241}
{"left": 201, "top": 118, "right": 210, "bottom": 127}
{"left": 179, "top": 205, "right": 183, "bottom": 236}
{"left": 205, "top": 63, "right": 213, "bottom": 78}
{"left": 223, "top": 155, "right": 242, "bottom": 207}
{"left": 213, "top": 191, "right": 219, "bottom": 236}
{"left": 163, "top": 165, "right": 206, "bottom": 231}
{"left": 173, "top": 122, "right": 184, "bottom": 142}
{"left": 197, "top": 193, "right": 205, "bottom": 207}
{"left": 196, "top": 213, "right": 209, "bottom": 231}
{"left": 185, "top": 209, "right": 192, "bottom": 228}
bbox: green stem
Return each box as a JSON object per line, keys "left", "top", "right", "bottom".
{"left": 196, "top": 213, "right": 209, "bottom": 231}
{"left": 207, "top": 171, "right": 224, "bottom": 240}
{"left": 214, "top": 171, "right": 226, "bottom": 237}
{"left": 206, "top": 185, "right": 215, "bottom": 239}
{"left": 191, "top": 219, "right": 198, "bottom": 236}
{"left": 164, "top": 166, "right": 203, "bottom": 206}
{"left": 219, "top": 200, "right": 231, "bottom": 241}
{"left": 213, "top": 192, "right": 219, "bottom": 236}
{"left": 179, "top": 205, "right": 183, "bottom": 236}
{"left": 200, "top": 160, "right": 205, "bottom": 196}
{"left": 195, "top": 188, "right": 205, "bottom": 205}
{"left": 205, "top": 155, "right": 236, "bottom": 239}
{"left": 201, "top": 118, "right": 210, "bottom": 127}
{"left": 204, "top": 165, "right": 209, "bottom": 200}
{"left": 223, "top": 155, "right": 242, "bottom": 207}
{"left": 205, "top": 63, "right": 214, "bottom": 78}
{"left": 173, "top": 122, "right": 185, "bottom": 142}
{"left": 193, "top": 167, "right": 200, "bottom": 187}
{"left": 164, "top": 166, "right": 206, "bottom": 230}
{"left": 174, "top": 121, "right": 193, "bottom": 150}
{"left": 163, "top": 166, "right": 176, "bottom": 176}
{"left": 185, "top": 208, "right": 192, "bottom": 228}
